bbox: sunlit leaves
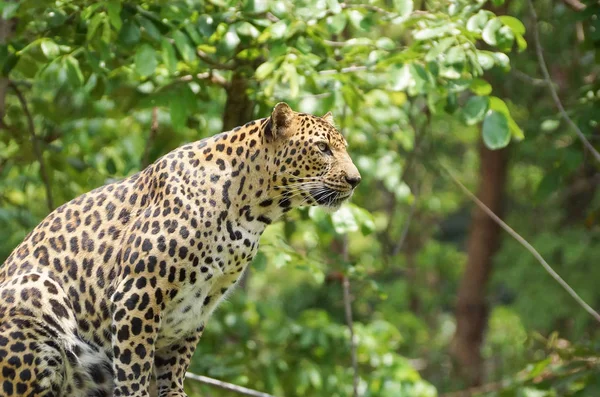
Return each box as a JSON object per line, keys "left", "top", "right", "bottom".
{"left": 489, "top": 96, "right": 524, "bottom": 139}
{"left": 393, "top": 0, "right": 413, "bottom": 18}
{"left": 40, "top": 39, "right": 60, "bottom": 60}
{"left": 470, "top": 79, "right": 492, "bottom": 95}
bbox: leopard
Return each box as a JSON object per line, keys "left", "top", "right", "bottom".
{"left": 0, "top": 102, "right": 361, "bottom": 397}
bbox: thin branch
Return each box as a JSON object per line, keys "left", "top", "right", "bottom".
{"left": 196, "top": 49, "right": 236, "bottom": 70}
{"left": 342, "top": 275, "right": 359, "bottom": 397}
{"left": 141, "top": 107, "right": 159, "bottom": 168}
{"left": 391, "top": 191, "right": 418, "bottom": 256}
{"left": 9, "top": 81, "right": 54, "bottom": 212}
{"left": 511, "top": 70, "right": 552, "bottom": 87}
{"left": 527, "top": 0, "right": 600, "bottom": 163}
{"left": 179, "top": 71, "right": 229, "bottom": 88}
{"left": 319, "top": 65, "right": 369, "bottom": 76}
{"left": 562, "top": 0, "right": 586, "bottom": 12}
{"left": 340, "top": 3, "right": 395, "bottom": 17}
{"left": 442, "top": 164, "right": 600, "bottom": 323}
{"left": 185, "top": 372, "right": 277, "bottom": 397}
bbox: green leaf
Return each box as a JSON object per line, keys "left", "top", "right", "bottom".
{"left": 499, "top": 16, "right": 525, "bottom": 35}
{"left": 81, "top": 3, "right": 103, "bottom": 20}
{"left": 461, "top": 96, "right": 489, "bottom": 126}
{"left": 482, "top": 18, "right": 503, "bottom": 46}
{"left": 326, "top": 13, "right": 347, "bottom": 35}
{"left": 331, "top": 206, "right": 359, "bottom": 234}
{"left": 466, "top": 10, "right": 491, "bottom": 33}
{"left": 64, "top": 56, "right": 84, "bottom": 87}
{"left": 87, "top": 13, "right": 105, "bottom": 42}
{"left": 40, "top": 39, "right": 60, "bottom": 60}
{"left": 218, "top": 30, "right": 241, "bottom": 55}
{"left": 255, "top": 61, "right": 276, "bottom": 80}
{"left": 173, "top": 30, "right": 196, "bottom": 63}
{"left": 101, "top": 18, "right": 111, "bottom": 43}
{"left": 482, "top": 110, "right": 510, "bottom": 149}
{"left": 282, "top": 63, "right": 299, "bottom": 98}
{"left": 252, "top": 251, "right": 267, "bottom": 271}
{"left": 515, "top": 34, "right": 527, "bottom": 52}
{"left": 327, "top": 0, "right": 342, "bottom": 14}
{"left": 135, "top": 44, "right": 157, "bottom": 77}
{"left": 235, "top": 21, "right": 260, "bottom": 39}
{"left": 161, "top": 39, "right": 178, "bottom": 74}
{"left": 119, "top": 20, "right": 141, "bottom": 46}
{"left": 170, "top": 94, "right": 189, "bottom": 131}
{"left": 425, "top": 37, "right": 454, "bottom": 61}
{"left": 138, "top": 16, "right": 162, "bottom": 42}
{"left": 446, "top": 46, "right": 465, "bottom": 64}
{"left": 489, "top": 96, "right": 523, "bottom": 139}
{"left": 470, "top": 79, "right": 492, "bottom": 95}
{"left": 106, "top": 0, "right": 122, "bottom": 31}
{"left": 2, "top": 1, "right": 19, "bottom": 19}
{"left": 476, "top": 51, "right": 495, "bottom": 70}
{"left": 169, "top": 84, "right": 197, "bottom": 130}
{"left": 393, "top": 0, "right": 413, "bottom": 17}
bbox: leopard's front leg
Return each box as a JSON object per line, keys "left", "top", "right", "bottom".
{"left": 111, "top": 275, "right": 164, "bottom": 397}
{"left": 154, "top": 326, "right": 204, "bottom": 397}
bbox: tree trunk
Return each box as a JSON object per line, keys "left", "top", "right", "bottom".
{"left": 223, "top": 72, "right": 254, "bottom": 289}
{"left": 450, "top": 141, "right": 509, "bottom": 386}
{"left": 221, "top": 73, "right": 254, "bottom": 131}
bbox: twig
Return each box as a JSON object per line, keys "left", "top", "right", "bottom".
{"left": 319, "top": 65, "right": 369, "bottom": 76}
{"left": 391, "top": 191, "right": 418, "bottom": 256}
{"left": 179, "top": 71, "right": 229, "bottom": 88}
{"left": 561, "top": 0, "right": 586, "bottom": 11}
{"left": 185, "top": 372, "right": 277, "bottom": 397}
{"left": 442, "top": 164, "right": 600, "bottom": 323}
{"left": 141, "top": 107, "right": 159, "bottom": 168}
{"left": 340, "top": 3, "right": 395, "bottom": 18}
{"left": 9, "top": 81, "right": 54, "bottom": 211}
{"left": 511, "top": 70, "right": 552, "bottom": 87}
{"left": 527, "top": 0, "right": 600, "bottom": 163}
{"left": 342, "top": 275, "right": 359, "bottom": 397}
{"left": 196, "top": 49, "right": 236, "bottom": 70}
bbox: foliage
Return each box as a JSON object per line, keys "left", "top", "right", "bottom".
{"left": 1, "top": 0, "right": 600, "bottom": 396}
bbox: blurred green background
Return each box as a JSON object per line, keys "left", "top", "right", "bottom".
{"left": 1, "top": 0, "right": 600, "bottom": 396}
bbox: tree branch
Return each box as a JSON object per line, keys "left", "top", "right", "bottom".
{"left": 185, "top": 372, "right": 277, "bottom": 397}
{"left": 9, "top": 81, "right": 54, "bottom": 212}
{"left": 562, "top": 0, "right": 586, "bottom": 12}
{"left": 319, "top": 65, "right": 369, "bottom": 75}
{"left": 179, "top": 71, "right": 229, "bottom": 88}
{"left": 342, "top": 274, "right": 359, "bottom": 397}
{"left": 527, "top": 0, "right": 600, "bottom": 163}
{"left": 442, "top": 164, "right": 600, "bottom": 323}
{"left": 196, "top": 49, "right": 236, "bottom": 70}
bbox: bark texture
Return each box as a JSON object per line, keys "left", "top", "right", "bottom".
{"left": 451, "top": 142, "right": 509, "bottom": 386}
{"left": 222, "top": 73, "right": 254, "bottom": 131}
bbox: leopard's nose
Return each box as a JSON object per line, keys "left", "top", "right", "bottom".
{"left": 345, "top": 175, "right": 361, "bottom": 188}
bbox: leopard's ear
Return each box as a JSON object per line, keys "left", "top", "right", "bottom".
{"left": 322, "top": 111, "right": 335, "bottom": 126}
{"left": 266, "top": 102, "right": 294, "bottom": 141}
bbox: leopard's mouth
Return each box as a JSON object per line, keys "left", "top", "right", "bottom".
{"left": 310, "top": 187, "right": 353, "bottom": 208}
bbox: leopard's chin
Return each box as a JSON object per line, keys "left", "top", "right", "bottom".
{"left": 310, "top": 188, "right": 353, "bottom": 211}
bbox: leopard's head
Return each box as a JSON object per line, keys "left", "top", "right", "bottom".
{"left": 266, "top": 102, "right": 361, "bottom": 210}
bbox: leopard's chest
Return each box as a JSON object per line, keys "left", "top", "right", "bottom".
{"left": 156, "top": 225, "right": 260, "bottom": 348}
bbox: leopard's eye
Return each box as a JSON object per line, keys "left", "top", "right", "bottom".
{"left": 317, "top": 142, "right": 330, "bottom": 154}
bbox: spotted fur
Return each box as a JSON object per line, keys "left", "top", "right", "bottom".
{"left": 0, "top": 103, "right": 360, "bottom": 397}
